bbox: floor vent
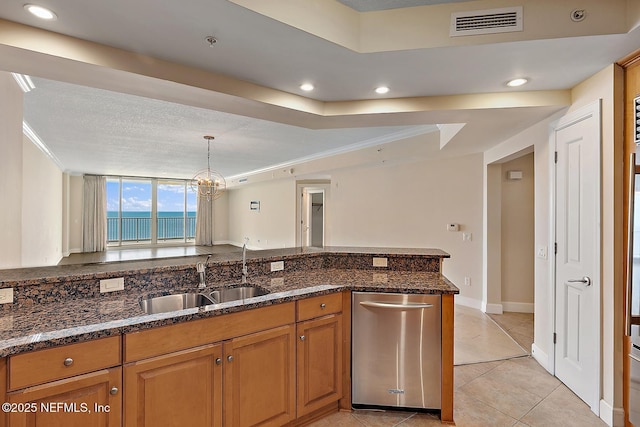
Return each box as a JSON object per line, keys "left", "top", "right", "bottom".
{"left": 450, "top": 6, "right": 523, "bottom": 37}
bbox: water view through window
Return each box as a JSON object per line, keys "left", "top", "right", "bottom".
{"left": 107, "top": 178, "right": 197, "bottom": 245}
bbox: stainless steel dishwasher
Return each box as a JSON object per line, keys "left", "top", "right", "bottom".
{"left": 352, "top": 292, "right": 441, "bottom": 411}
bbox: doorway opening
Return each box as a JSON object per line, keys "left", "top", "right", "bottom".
{"left": 296, "top": 181, "right": 330, "bottom": 248}
{"left": 485, "top": 148, "right": 535, "bottom": 318}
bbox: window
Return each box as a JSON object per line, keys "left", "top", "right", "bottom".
{"left": 107, "top": 177, "right": 197, "bottom": 245}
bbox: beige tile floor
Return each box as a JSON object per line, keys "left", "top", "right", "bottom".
{"left": 311, "top": 309, "right": 606, "bottom": 427}
{"left": 455, "top": 306, "right": 528, "bottom": 365}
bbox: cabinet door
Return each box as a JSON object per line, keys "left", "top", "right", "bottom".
{"left": 124, "top": 344, "right": 222, "bottom": 427}
{"left": 296, "top": 314, "right": 343, "bottom": 416}
{"left": 224, "top": 324, "right": 295, "bottom": 427}
{"left": 7, "top": 367, "right": 121, "bottom": 427}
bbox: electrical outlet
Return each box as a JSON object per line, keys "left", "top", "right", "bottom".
{"left": 271, "top": 278, "right": 284, "bottom": 286}
{"left": 464, "top": 277, "right": 471, "bottom": 286}
{"left": 271, "top": 261, "right": 284, "bottom": 272}
{"left": 100, "top": 277, "right": 124, "bottom": 293}
{"left": 537, "top": 245, "right": 548, "bottom": 260}
{"left": 0, "top": 288, "right": 13, "bottom": 304}
{"left": 446, "top": 223, "right": 459, "bottom": 232}
{"left": 373, "top": 257, "right": 388, "bottom": 267}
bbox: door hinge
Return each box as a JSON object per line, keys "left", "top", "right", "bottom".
{"left": 553, "top": 332, "right": 557, "bottom": 344}
{"left": 554, "top": 242, "right": 557, "bottom": 254}
{"left": 554, "top": 151, "right": 558, "bottom": 163}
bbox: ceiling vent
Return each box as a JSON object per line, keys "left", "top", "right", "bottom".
{"left": 450, "top": 6, "right": 523, "bottom": 37}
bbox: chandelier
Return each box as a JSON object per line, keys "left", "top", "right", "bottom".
{"left": 190, "top": 135, "right": 226, "bottom": 201}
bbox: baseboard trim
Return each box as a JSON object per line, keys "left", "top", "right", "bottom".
{"left": 531, "top": 343, "right": 551, "bottom": 374}
{"left": 483, "top": 302, "right": 503, "bottom": 314}
{"left": 599, "top": 399, "right": 624, "bottom": 427}
{"left": 501, "top": 301, "right": 534, "bottom": 313}
{"left": 453, "top": 295, "right": 482, "bottom": 310}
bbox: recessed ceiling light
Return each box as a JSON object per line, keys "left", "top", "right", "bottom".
{"left": 506, "top": 78, "right": 528, "bottom": 87}
{"left": 375, "top": 86, "right": 389, "bottom": 94}
{"left": 300, "top": 83, "right": 314, "bottom": 92}
{"left": 24, "top": 4, "right": 57, "bottom": 20}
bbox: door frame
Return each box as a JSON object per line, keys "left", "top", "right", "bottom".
{"left": 306, "top": 189, "right": 325, "bottom": 247}
{"left": 549, "top": 100, "right": 602, "bottom": 413}
{"left": 295, "top": 181, "right": 330, "bottom": 248}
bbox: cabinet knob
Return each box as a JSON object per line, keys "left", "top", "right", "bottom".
{"left": 63, "top": 358, "right": 74, "bottom": 367}
{"left": 215, "top": 358, "right": 222, "bottom": 365}
{"left": 300, "top": 335, "right": 305, "bottom": 341}
{"left": 320, "top": 303, "right": 326, "bottom": 309}
{"left": 227, "top": 355, "right": 233, "bottom": 362}
{"left": 110, "top": 386, "right": 118, "bottom": 395}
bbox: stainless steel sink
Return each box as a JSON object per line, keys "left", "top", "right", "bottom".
{"left": 209, "top": 286, "right": 269, "bottom": 303}
{"left": 140, "top": 293, "right": 216, "bottom": 314}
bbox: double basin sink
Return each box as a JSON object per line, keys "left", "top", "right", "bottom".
{"left": 140, "top": 285, "right": 269, "bottom": 315}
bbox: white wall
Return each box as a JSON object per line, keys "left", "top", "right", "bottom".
{"left": 568, "top": 64, "right": 624, "bottom": 425}
{"left": 329, "top": 154, "right": 484, "bottom": 303}
{"left": 0, "top": 72, "right": 64, "bottom": 268}
{"left": 21, "top": 135, "right": 63, "bottom": 266}
{"left": 483, "top": 64, "right": 623, "bottom": 426}
{"left": 501, "top": 154, "right": 535, "bottom": 311}
{"left": 227, "top": 179, "right": 296, "bottom": 249}
{"left": 484, "top": 113, "right": 560, "bottom": 363}
{"left": 0, "top": 72, "right": 23, "bottom": 269}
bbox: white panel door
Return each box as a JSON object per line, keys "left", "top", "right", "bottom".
{"left": 554, "top": 101, "right": 601, "bottom": 414}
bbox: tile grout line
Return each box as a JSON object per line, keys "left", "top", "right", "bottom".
{"left": 484, "top": 311, "right": 530, "bottom": 355}
{"left": 456, "top": 389, "right": 520, "bottom": 425}
{"left": 515, "top": 381, "right": 563, "bottom": 424}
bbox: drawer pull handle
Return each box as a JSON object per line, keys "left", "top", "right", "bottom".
{"left": 63, "top": 358, "right": 74, "bottom": 367}
{"left": 300, "top": 335, "right": 305, "bottom": 341}
{"left": 110, "top": 386, "right": 118, "bottom": 396}
{"left": 215, "top": 358, "right": 222, "bottom": 365}
{"left": 227, "top": 355, "right": 233, "bottom": 362}
{"left": 320, "top": 303, "right": 326, "bottom": 309}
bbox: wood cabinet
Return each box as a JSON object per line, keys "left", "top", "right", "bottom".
{"left": 8, "top": 336, "right": 121, "bottom": 391}
{"left": 296, "top": 314, "right": 343, "bottom": 417}
{"left": 124, "top": 344, "right": 223, "bottom": 427}
{"left": 123, "top": 302, "right": 297, "bottom": 427}
{"left": 6, "top": 367, "right": 121, "bottom": 427}
{"left": 295, "top": 293, "right": 344, "bottom": 419}
{"left": 5, "top": 336, "right": 122, "bottom": 427}
{"left": 223, "top": 325, "right": 296, "bottom": 427}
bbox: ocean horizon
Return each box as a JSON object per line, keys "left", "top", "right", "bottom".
{"left": 108, "top": 211, "right": 196, "bottom": 218}
{"left": 107, "top": 212, "right": 196, "bottom": 241}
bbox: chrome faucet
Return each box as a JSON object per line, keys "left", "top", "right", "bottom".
{"left": 196, "top": 255, "right": 211, "bottom": 289}
{"left": 242, "top": 241, "right": 248, "bottom": 284}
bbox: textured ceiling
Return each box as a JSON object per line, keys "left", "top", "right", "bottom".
{"left": 1, "top": 0, "right": 638, "bottom": 182}
{"left": 23, "top": 78, "right": 437, "bottom": 180}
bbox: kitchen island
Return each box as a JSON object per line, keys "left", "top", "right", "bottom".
{"left": 0, "top": 247, "right": 458, "bottom": 426}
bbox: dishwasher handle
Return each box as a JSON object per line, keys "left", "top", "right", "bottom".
{"left": 359, "top": 301, "right": 434, "bottom": 310}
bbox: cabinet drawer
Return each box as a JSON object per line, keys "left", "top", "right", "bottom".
{"left": 297, "top": 292, "right": 342, "bottom": 322}
{"left": 8, "top": 336, "right": 121, "bottom": 391}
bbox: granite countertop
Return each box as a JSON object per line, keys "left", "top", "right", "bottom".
{"left": 0, "top": 268, "right": 458, "bottom": 357}
{"left": 0, "top": 246, "right": 450, "bottom": 284}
